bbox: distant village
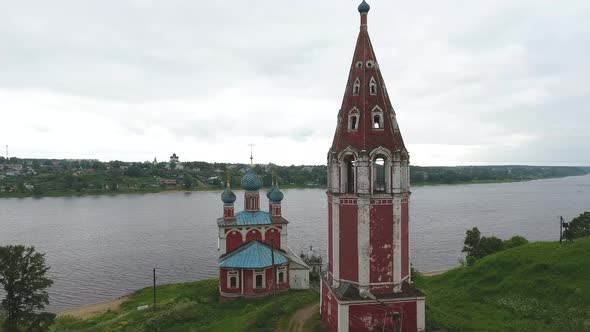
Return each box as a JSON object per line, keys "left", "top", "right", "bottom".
{"left": 0, "top": 154, "right": 327, "bottom": 195}
{"left": 0, "top": 154, "right": 588, "bottom": 197}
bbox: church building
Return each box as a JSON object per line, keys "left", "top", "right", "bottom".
{"left": 217, "top": 166, "right": 310, "bottom": 301}
{"left": 321, "top": 1, "right": 426, "bottom": 331}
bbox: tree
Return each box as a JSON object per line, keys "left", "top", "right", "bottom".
{"left": 125, "top": 164, "right": 143, "bottom": 178}
{"left": 479, "top": 236, "right": 503, "bottom": 256}
{"left": 462, "top": 227, "right": 483, "bottom": 265}
{"left": 16, "top": 181, "right": 26, "bottom": 193}
{"left": 0, "top": 245, "right": 54, "bottom": 331}
{"left": 569, "top": 212, "right": 590, "bottom": 239}
{"left": 183, "top": 174, "right": 193, "bottom": 190}
{"left": 462, "top": 227, "right": 508, "bottom": 265}
{"left": 32, "top": 185, "right": 46, "bottom": 196}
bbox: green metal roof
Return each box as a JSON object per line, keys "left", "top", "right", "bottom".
{"left": 219, "top": 241, "right": 288, "bottom": 269}
{"left": 234, "top": 211, "right": 272, "bottom": 225}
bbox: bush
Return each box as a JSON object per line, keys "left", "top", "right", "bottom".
{"left": 569, "top": 212, "right": 590, "bottom": 239}
{"left": 462, "top": 227, "right": 528, "bottom": 265}
{"left": 503, "top": 236, "right": 529, "bottom": 250}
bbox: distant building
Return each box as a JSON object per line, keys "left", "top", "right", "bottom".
{"left": 159, "top": 179, "right": 178, "bottom": 188}
{"left": 217, "top": 170, "right": 310, "bottom": 301}
{"left": 168, "top": 153, "right": 183, "bottom": 170}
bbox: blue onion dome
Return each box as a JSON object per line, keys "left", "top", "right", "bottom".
{"left": 266, "top": 184, "right": 275, "bottom": 199}
{"left": 241, "top": 168, "right": 263, "bottom": 191}
{"left": 269, "top": 185, "right": 284, "bottom": 203}
{"left": 221, "top": 185, "right": 236, "bottom": 204}
{"left": 358, "top": 0, "right": 370, "bottom": 14}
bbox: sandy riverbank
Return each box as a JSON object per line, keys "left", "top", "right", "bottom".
{"left": 58, "top": 296, "right": 129, "bottom": 319}
{"left": 420, "top": 269, "right": 448, "bottom": 277}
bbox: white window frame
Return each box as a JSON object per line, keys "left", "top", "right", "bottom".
{"left": 227, "top": 270, "right": 239, "bottom": 289}
{"left": 352, "top": 78, "right": 361, "bottom": 96}
{"left": 369, "top": 77, "right": 377, "bottom": 95}
{"left": 254, "top": 269, "right": 265, "bottom": 289}
{"left": 277, "top": 266, "right": 287, "bottom": 284}
{"left": 348, "top": 109, "right": 360, "bottom": 131}
{"left": 371, "top": 106, "right": 384, "bottom": 130}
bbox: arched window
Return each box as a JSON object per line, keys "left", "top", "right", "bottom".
{"left": 353, "top": 78, "right": 361, "bottom": 95}
{"left": 369, "top": 77, "right": 377, "bottom": 95}
{"left": 373, "top": 156, "right": 386, "bottom": 193}
{"left": 343, "top": 155, "right": 356, "bottom": 194}
{"left": 348, "top": 109, "right": 359, "bottom": 131}
{"left": 371, "top": 106, "right": 384, "bottom": 129}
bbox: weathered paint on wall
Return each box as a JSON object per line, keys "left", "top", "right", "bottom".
{"left": 339, "top": 204, "right": 358, "bottom": 282}
{"left": 369, "top": 203, "right": 393, "bottom": 287}
{"left": 321, "top": 281, "right": 339, "bottom": 332}
{"left": 401, "top": 198, "right": 410, "bottom": 279}
{"left": 264, "top": 228, "right": 281, "bottom": 248}
{"left": 348, "top": 300, "right": 418, "bottom": 332}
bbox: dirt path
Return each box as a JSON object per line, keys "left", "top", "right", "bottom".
{"left": 57, "top": 296, "right": 129, "bottom": 319}
{"left": 287, "top": 303, "right": 320, "bottom": 332}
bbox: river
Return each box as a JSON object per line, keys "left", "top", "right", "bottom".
{"left": 1, "top": 175, "right": 589, "bottom": 311}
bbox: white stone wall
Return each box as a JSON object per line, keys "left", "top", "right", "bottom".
{"left": 289, "top": 268, "right": 309, "bottom": 289}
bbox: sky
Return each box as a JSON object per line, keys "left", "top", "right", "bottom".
{"left": 0, "top": 0, "right": 589, "bottom": 166}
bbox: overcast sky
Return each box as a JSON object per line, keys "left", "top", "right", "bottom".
{"left": 1, "top": 1, "right": 588, "bottom": 166}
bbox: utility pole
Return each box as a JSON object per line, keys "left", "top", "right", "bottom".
{"left": 560, "top": 216, "right": 563, "bottom": 243}
{"left": 153, "top": 268, "right": 157, "bottom": 309}
{"left": 271, "top": 239, "right": 276, "bottom": 297}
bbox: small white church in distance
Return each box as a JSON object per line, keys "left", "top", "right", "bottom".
{"left": 216, "top": 167, "right": 311, "bottom": 301}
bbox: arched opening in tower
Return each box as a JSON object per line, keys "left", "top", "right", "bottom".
{"left": 343, "top": 155, "right": 356, "bottom": 194}
{"left": 373, "top": 155, "right": 386, "bottom": 193}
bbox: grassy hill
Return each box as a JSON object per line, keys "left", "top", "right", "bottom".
{"left": 50, "top": 279, "right": 317, "bottom": 332}
{"left": 415, "top": 238, "right": 590, "bottom": 331}
{"left": 4, "top": 240, "right": 589, "bottom": 331}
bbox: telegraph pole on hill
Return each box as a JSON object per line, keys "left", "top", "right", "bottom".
{"left": 153, "top": 268, "right": 157, "bottom": 309}
{"left": 271, "top": 239, "right": 276, "bottom": 297}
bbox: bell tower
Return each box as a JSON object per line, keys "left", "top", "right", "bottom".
{"left": 320, "top": 2, "right": 425, "bottom": 331}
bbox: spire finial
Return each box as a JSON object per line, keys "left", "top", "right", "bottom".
{"left": 248, "top": 143, "right": 255, "bottom": 167}
{"left": 358, "top": 0, "right": 370, "bottom": 14}
{"left": 226, "top": 171, "right": 231, "bottom": 187}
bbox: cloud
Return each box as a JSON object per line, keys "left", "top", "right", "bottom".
{"left": 0, "top": 0, "right": 589, "bottom": 165}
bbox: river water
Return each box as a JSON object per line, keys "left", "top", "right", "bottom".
{"left": 1, "top": 175, "right": 589, "bottom": 311}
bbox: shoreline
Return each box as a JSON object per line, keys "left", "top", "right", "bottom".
{"left": 419, "top": 269, "right": 448, "bottom": 277}
{"left": 57, "top": 296, "right": 129, "bottom": 319}
{"left": 2, "top": 174, "right": 586, "bottom": 199}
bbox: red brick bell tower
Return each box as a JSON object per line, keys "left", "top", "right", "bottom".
{"left": 320, "top": 2, "right": 425, "bottom": 331}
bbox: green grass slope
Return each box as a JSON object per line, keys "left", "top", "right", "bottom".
{"left": 51, "top": 279, "right": 318, "bottom": 332}
{"left": 415, "top": 238, "right": 590, "bottom": 331}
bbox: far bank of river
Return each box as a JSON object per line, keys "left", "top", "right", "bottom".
{"left": 1, "top": 174, "right": 589, "bottom": 311}
{"left": 0, "top": 175, "right": 577, "bottom": 199}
